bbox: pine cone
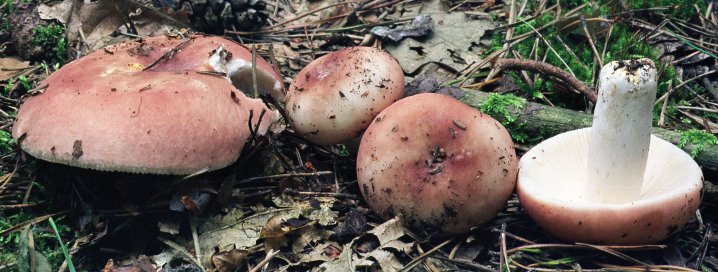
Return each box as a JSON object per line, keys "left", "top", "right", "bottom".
{"left": 154, "top": 0, "right": 268, "bottom": 34}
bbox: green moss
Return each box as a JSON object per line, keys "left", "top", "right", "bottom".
{"left": 0, "top": 0, "right": 25, "bottom": 14}
{"left": 0, "top": 130, "right": 13, "bottom": 153}
{"left": 32, "top": 23, "right": 67, "bottom": 63}
{"left": 334, "top": 144, "right": 350, "bottom": 156}
{"left": 32, "top": 24, "right": 65, "bottom": 47}
{"left": 480, "top": 93, "right": 525, "bottom": 123}
{"left": 1, "top": 17, "right": 9, "bottom": 32}
{"left": 629, "top": 0, "right": 707, "bottom": 20}
{"left": 678, "top": 129, "right": 718, "bottom": 157}
{"left": 482, "top": 0, "right": 703, "bottom": 128}
{"left": 0, "top": 213, "right": 73, "bottom": 271}
{"left": 557, "top": 0, "right": 706, "bottom": 19}
{"left": 0, "top": 175, "right": 72, "bottom": 270}
{"left": 56, "top": 37, "right": 66, "bottom": 62}
{"left": 479, "top": 93, "right": 530, "bottom": 142}
{"left": 2, "top": 78, "right": 13, "bottom": 96}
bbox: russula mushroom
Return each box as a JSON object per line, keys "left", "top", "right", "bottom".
{"left": 285, "top": 46, "right": 404, "bottom": 145}
{"left": 13, "top": 35, "right": 283, "bottom": 175}
{"left": 518, "top": 59, "right": 703, "bottom": 244}
{"left": 357, "top": 93, "right": 517, "bottom": 234}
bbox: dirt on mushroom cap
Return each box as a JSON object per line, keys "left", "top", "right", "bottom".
{"left": 357, "top": 93, "right": 517, "bottom": 234}
{"left": 285, "top": 46, "right": 405, "bottom": 145}
{"left": 12, "top": 35, "right": 280, "bottom": 175}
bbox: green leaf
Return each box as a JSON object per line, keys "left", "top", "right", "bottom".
{"left": 17, "top": 226, "right": 51, "bottom": 272}
{"left": 519, "top": 248, "right": 542, "bottom": 253}
{"left": 18, "top": 227, "right": 30, "bottom": 272}
{"left": 48, "top": 217, "right": 75, "bottom": 272}
{"left": 535, "top": 256, "right": 585, "bottom": 266}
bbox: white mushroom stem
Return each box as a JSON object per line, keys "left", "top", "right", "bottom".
{"left": 206, "top": 46, "right": 285, "bottom": 102}
{"left": 586, "top": 59, "right": 657, "bottom": 204}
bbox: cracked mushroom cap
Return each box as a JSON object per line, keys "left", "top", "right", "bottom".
{"left": 12, "top": 35, "right": 281, "bottom": 175}
{"left": 357, "top": 93, "right": 518, "bottom": 234}
{"left": 518, "top": 128, "right": 703, "bottom": 244}
{"left": 285, "top": 46, "right": 404, "bottom": 145}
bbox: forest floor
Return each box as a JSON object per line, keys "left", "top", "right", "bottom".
{"left": 0, "top": 0, "right": 717, "bottom": 271}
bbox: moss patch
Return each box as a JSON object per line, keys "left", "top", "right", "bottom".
{"left": 679, "top": 129, "right": 718, "bottom": 158}
{"left": 479, "top": 93, "right": 530, "bottom": 142}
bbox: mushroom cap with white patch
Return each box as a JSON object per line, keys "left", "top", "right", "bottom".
{"left": 12, "top": 35, "right": 281, "bottom": 175}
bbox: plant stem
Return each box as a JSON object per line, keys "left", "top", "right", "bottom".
{"left": 49, "top": 217, "right": 75, "bottom": 272}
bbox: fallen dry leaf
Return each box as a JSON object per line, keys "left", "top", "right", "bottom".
{"left": 101, "top": 255, "right": 156, "bottom": 272}
{"left": 196, "top": 207, "right": 302, "bottom": 266}
{"left": 291, "top": 225, "right": 331, "bottom": 255}
{"left": 277, "top": 0, "right": 353, "bottom": 29}
{"left": 317, "top": 217, "right": 414, "bottom": 271}
{"left": 260, "top": 214, "right": 292, "bottom": 238}
{"left": 385, "top": 0, "right": 495, "bottom": 74}
{"left": 210, "top": 248, "right": 249, "bottom": 272}
{"left": 273, "top": 195, "right": 339, "bottom": 226}
{"left": 39, "top": 0, "right": 189, "bottom": 54}
{"left": 0, "top": 57, "right": 32, "bottom": 81}
{"left": 371, "top": 14, "right": 434, "bottom": 42}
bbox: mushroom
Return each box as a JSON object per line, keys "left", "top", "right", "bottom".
{"left": 12, "top": 35, "right": 283, "bottom": 175}
{"left": 203, "top": 38, "right": 285, "bottom": 102}
{"left": 357, "top": 93, "right": 517, "bottom": 234}
{"left": 518, "top": 59, "right": 703, "bottom": 244}
{"left": 285, "top": 46, "right": 404, "bottom": 145}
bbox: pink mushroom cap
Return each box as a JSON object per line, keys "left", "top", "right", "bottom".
{"left": 286, "top": 46, "right": 404, "bottom": 145}
{"left": 518, "top": 128, "right": 703, "bottom": 244}
{"left": 13, "top": 35, "right": 282, "bottom": 175}
{"left": 357, "top": 93, "right": 518, "bottom": 234}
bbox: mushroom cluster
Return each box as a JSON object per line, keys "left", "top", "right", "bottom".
{"left": 15, "top": 35, "right": 700, "bottom": 244}
{"left": 518, "top": 59, "right": 703, "bottom": 244}
{"left": 285, "top": 46, "right": 404, "bottom": 145}
{"left": 286, "top": 47, "right": 519, "bottom": 234}
{"left": 13, "top": 35, "right": 283, "bottom": 175}
{"left": 356, "top": 93, "right": 518, "bottom": 234}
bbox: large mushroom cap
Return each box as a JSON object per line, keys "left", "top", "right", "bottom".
{"left": 13, "top": 35, "right": 282, "bottom": 175}
{"left": 285, "top": 46, "right": 404, "bottom": 145}
{"left": 518, "top": 128, "right": 703, "bottom": 244}
{"left": 357, "top": 93, "right": 517, "bottom": 234}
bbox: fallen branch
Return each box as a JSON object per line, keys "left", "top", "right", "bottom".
{"left": 493, "top": 58, "right": 598, "bottom": 103}
{"left": 460, "top": 90, "right": 718, "bottom": 173}
{"left": 249, "top": 249, "right": 280, "bottom": 272}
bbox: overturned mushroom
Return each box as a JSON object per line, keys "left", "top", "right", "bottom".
{"left": 357, "top": 93, "right": 517, "bottom": 234}
{"left": 285, "top": 46, "right": 404, "bottom": 145}
{"left": 518, "top": 59, "right": 703, "bottom": 244}
{"left": 13, "top": 35, "right": 282, "bottom": 175}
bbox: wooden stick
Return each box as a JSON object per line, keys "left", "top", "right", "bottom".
{"left": 493, "top": 58, "right": 597, "bottom": 102}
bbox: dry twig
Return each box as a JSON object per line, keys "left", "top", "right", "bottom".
{"left": 493, "top": 58, "right": 597, "bottom": 102}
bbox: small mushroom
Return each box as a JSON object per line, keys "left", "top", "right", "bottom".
{"left": 202, "top": 39, "right": 285, "bottom": 102}
{"left": 13, "top": 35, "right": 282, "bottom": 175}
{"left": 518, "top": 59, "right": 703, "bottom": 244}
{"left": 357, "top": 93, "right": 517, "bottom": 234}
{"left": 285, "top": 46, "right": 404, "bottom": 145}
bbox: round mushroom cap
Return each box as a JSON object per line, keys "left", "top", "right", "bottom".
{"left": 285, "top": 46, "right": 404, "bottom": 145}
{"left": 12, "top": 35, "right": 281, "bottom": 175}
{"left": 518, "top": 128, "right": 703, "bottom": 244}
{"left": 357, "top": 93, "right": 518, "bottom": 234}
